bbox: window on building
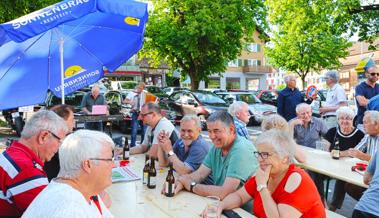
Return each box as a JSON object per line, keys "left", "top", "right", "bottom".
{"left": 227, "top": 59, "right": 238, "bottom": 67}
{"left": 207, "top": 78, "right": 220, "bottom": 89}
{"left": 226, "top": 78, "right": 240, "bottom": 89}
{"left": 246, "top": 43, "right": 261, "bottom": 52}
{"left": 247, "top": 79, "right": 260, "bottom": 90}
{"left": 244, "top": 59, "right": 261, "bottom": 66}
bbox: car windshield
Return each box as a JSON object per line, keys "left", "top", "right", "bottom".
{"left": 50, "top": 92, "right": 85, "bottom": 107}
{"left": 193, "top": 92, "right": 226, "bottom": 105}
{"left": 238, "top": 94, "right": 262, "bottom": 104}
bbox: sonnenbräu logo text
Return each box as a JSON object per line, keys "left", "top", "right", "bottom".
{"left": 12, "top": 0, "right": 90, "bottom": 29}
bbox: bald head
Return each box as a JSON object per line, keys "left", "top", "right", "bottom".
{"left": 91, "top": 85, "right": 100, "bottom": 98}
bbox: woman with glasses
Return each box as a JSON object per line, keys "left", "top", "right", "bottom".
{"left": 324, "top": 106, "right": 365, "bottom": 212}
{"left": 209, "top": 129, "right": 325, "bottom": 218}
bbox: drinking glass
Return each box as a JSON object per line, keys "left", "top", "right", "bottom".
{"left": 205, "top": 196, "right": 220, "bottom": 218}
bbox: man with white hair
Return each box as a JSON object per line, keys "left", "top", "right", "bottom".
{"left": 0, "top": 110, "right": 68, "bottom": 217}
{"left": 277, "top": 74, "right": 315, "bottom": 121}
{"left": 81, "top": 84, "right": 108, "bottom": 131}
{"left": 319, "top": 70, "right": 347, "bottom": 129}
{"left": 228, "top": 101, "right": 250, "bottom": 140}
{"left": 157, "top": 115, "right": 211, "bottom": 174}
{"left": 22, "top": 130, "right": 115, "bottom": 218}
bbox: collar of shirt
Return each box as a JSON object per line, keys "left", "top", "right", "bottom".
{"left": 10, "top": 140, "right": 45, "bottom": 168}
{"left": 234, "top": 117, "right": 247, "bottom": 127}
{"left": 178, "top": 135, "right": 202, "bottom": 148}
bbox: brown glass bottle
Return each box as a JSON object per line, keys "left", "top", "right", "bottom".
{"left": 165, "top": 162, "right": 175, "bottom": 197}
{"left": 122, "top": 137, "right": 129, "bottom": 160}
{"left": 331, "top": 137, "right": 340, "bottom": 160}
{"left": 142, "top": 155, "right": 150, "bottom": 185}
{"left": 147, "top": 157, "right": 156, "bottom": 189}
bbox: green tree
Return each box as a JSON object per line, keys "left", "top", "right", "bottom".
{"left": 140, "top": 0, "right": 267, "bottom": 89}
{"left": 0, "top": 0, "right": 60, "bottom": 23}
{"left": 265, "top": 0, "right": 353, "bottom": 90}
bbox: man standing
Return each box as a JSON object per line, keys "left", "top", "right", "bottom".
{"left": 157, "top": 115, "right": 211, "bottom": 175}
{"left": 123, "top": 82, "right": 147, "bottom": 147}
{"left": 277, "top": 74, "right": 315, "bottom": 121}
{"left": 0, "top": 110, "right": 68, "bottom": 217}
{"left": 130, "top": 103, "right": 178, "bottom": 162}
{"left": 81, "top": 84, "right": 108, "bottom": 131}
{"left": 174, "top": 111, "right": 258, "bottom": 200}
{"left": 228, "top": 101, "right": 250, "bottom": 140}
{"left": 355, "top": 58, "right": 379, "bottom": 126}
{"left": 319, "top": 70, "right": 347, "bottom": 129}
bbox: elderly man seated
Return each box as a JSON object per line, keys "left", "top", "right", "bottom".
{"left": 22, "top": 130, "right": 115, "bottom": 218}
{"left": 157, "top": 115, "right": 211, "bottom": 175}
{"left": 174, "top": 111, "right": 258, "bottom": 200}
{"left": 228, "top": 101, "right": 250, "bottom": 140}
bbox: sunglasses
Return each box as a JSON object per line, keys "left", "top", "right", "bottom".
{"left": 140, "top": 112, "right": 153, "bottom": 117}
{"left": 48, "top": 130, "right": 64, "bottom": 143}
{"left": 370, "top": 73, "right": 379, "bottom": 76}
{"left": 89, "top": 157, "right": 114, "bottom": 162}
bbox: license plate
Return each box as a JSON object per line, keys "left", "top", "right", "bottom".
{"left": 76, "top": 122, "right": 85, "bottom": 128}
{"left": 11, "top": 112, "right": 20, "bottom": 118}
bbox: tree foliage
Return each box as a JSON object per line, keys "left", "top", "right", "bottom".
{"left": 0, "top": 0, "right": 60, "bottom": 23}
{"left": 265, "top": 0, "right": 354, "bottom": 90}
{"left": 140, "top": 0, "right": 267, "bottom": 89}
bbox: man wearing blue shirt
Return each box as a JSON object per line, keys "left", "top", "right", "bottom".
{"left": 158, "top": 115, "right": 211, "bottom": 175}
{"left": 228, "top": 101, "right": 250, "bottom": 140}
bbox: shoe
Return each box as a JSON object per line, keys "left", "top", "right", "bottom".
{"left": 328, "top": 204, "right": 337, "bottom": 212}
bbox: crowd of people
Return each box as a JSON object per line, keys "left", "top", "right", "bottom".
{"left": 1, "top": 59, "right": 379, "bottom": 218}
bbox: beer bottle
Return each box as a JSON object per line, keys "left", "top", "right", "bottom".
{"left": 331, "top": 136, "right": 340, "bottom": 160}
{"left": 165, "top": 162, "right": 175, "bottom": 197}
{"left": 122, "top": 137, "right": 129, "bottom": 160}
{"left": 147, "top": 157, "right": 157, "bottom": 189}
{"left": 142, "top": 155, "right": 150, "bottom": 185}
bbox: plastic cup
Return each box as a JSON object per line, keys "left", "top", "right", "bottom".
{"left": 205, "top": 196, "right": 220, "bottom": 218}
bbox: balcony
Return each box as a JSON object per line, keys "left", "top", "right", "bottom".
{"left": 242, "top": 65, "right": 272, "bottom": 74}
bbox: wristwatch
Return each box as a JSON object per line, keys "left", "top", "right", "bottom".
{"left": 190, "top": 181, "right": 197, "bottom": 193}
{"left": 168, "top": 150, "right": 175, "bottom": 157}
{"left": 256, "top": 184, "right": 267, "bottom": 192}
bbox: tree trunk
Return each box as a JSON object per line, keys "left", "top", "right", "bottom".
{"left": 188, "top": 70, "right": 199, "bottom": 90}
{"left": 300, "top": 73, "right": 306, "bottom": 91}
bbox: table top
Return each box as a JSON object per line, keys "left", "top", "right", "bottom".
{"left": 297, "top": 146, "right": 368, "bottom": 188}
{"left": 107, "top": 154, "right": 255, "bottom": 218}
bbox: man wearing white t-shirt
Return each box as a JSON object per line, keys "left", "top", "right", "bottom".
{"left": 22, "top": 130, "right": 115, "bottom": 218}
{"left": 130, "top": 103, "right": 178, "bottom": 165}
{"left": 319, "top": 70, "right": 347, "bottom": 129}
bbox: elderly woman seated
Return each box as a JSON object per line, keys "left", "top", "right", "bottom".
{"left": 324, "top": 106, "right": 365, "bottom": 211}
{"left": 209, "top": 129, "right": 325, "bottom": 218}
{"left": 261, "top": 114, "right": 306, "bottom": 163}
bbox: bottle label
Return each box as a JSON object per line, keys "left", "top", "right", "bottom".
{"left": 165, "top": 182, "right": 174, "bottom": 195}
{"left": 332, "top": 149, "right": 340, "bottom": 158}
{"left": 143, "top": 172, "right": 148, "bottom": 184}
{"left": 149, "top": 176, "right": 156, "bottom": 186}
{"left": 124, "top": 151, "right": 129, "bottom": 159}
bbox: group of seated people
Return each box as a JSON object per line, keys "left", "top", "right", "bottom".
{"left": 1, "top": 101, "right": 379, "bottom": 218}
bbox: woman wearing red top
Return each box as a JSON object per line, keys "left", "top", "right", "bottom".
{"left": 212, "top": 129, "right": 325, "bottom": 218}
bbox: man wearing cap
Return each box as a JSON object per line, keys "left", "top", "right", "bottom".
{"left": 319, "top": 70, "right": 347, "bottom": 129}
{"left": 355, "top": 57, "right": 379, "bottom": 126}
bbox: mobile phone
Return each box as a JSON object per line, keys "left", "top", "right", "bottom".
{"left": 222, "top": 210, "right": 242, "bottom": 218}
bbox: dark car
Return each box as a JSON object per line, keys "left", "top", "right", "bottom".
{"left": 257, "top": 90, "right": 278, "bottom": 106}
{"left": 217, "top": 92, "right": 277, "bottom": 126}
{"left": 164, "top": 90, "right": 229, "bottom": 129}
{"left": 145, "top": 85, "right": 169, "bottom": 100}
{"left": 300, "top": 90, "right": 326, "bottom": 117}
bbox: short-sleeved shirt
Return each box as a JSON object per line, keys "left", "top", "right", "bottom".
{"left": 368, "top": 94, "right": 379, "bottom": 111}
{"left": 142, "top": 117, "right": 177, "bottom": 148}
{"left": 80, "top": 92, "right": 106, "bottom": 112}
{"left": 323, "top": 84, "right": 347, "bottom": 116}
{"left": 355, "top": 149, "right": 379, "bottom": 216}
{"left": 355, "top": 82, "right": 379, "bottom": 124}
{"left": 233, "top": 117, "right": 249, "bottom": 140}
{"left": 293, "top": 117, "right": 328, "bottom": 148}
{"left": 244, "top": 164, "right": 325, "bottom": 218}
{"left": 0, "top": 141, "right": 48, "bottom": 217}
{"left": 354, "top": 135, "right": 379, "bottom": 158}
{"left": 202, "top": 136, "right": 258, "bottom": 186}
{"left": 324, "top": 127, "right": 365, "bottom": 151}
{"left": 173, "top": 135, "right": 211, "bottom": 171}
{"left": 22, "top": 181, "right": 114, "bottom": 218}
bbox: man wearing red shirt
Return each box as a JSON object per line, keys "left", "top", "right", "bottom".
{"left": 0, "top": 110, "right": 68, "bottom": 217}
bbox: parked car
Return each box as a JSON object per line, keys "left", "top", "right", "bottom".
{"left": 162, "top": 87, "right": 189, "bottom": 96}
{"left": 163, "top": 90, "right": 229, "bottom": 129}
{"left": 300, "top": 90, "right": 326, "bottom": 117}
{"left": 217, "top": 92, "right": 277, "bottom": 126}
{"left": 257, "top": 90, "right": 278, "bottom": 106}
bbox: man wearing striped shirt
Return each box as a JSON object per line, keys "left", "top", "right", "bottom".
{"left": 228, "top": 101, "right": 250, "bottom": 140}
{"left": 0, "top": 110, "right": 68, "bottom": 217}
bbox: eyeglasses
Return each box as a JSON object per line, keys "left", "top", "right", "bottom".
{"left": 48, "top": 131, "right": 63, "bottom": 143}
{"left": 254, "top": 151, "right": 275, "bottom": 159}
{"left": 89, "top": 157, "right": 114, "bottom": 162}
{"left": 370, "top": 73, "right": 379, "bottom": 76}
{"left": 140, "top": 112, "right": 153, "bottom": 118}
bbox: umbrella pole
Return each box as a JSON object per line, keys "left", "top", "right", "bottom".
{"left": 59, "top": 38, "right": 65, "bottom": 104}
